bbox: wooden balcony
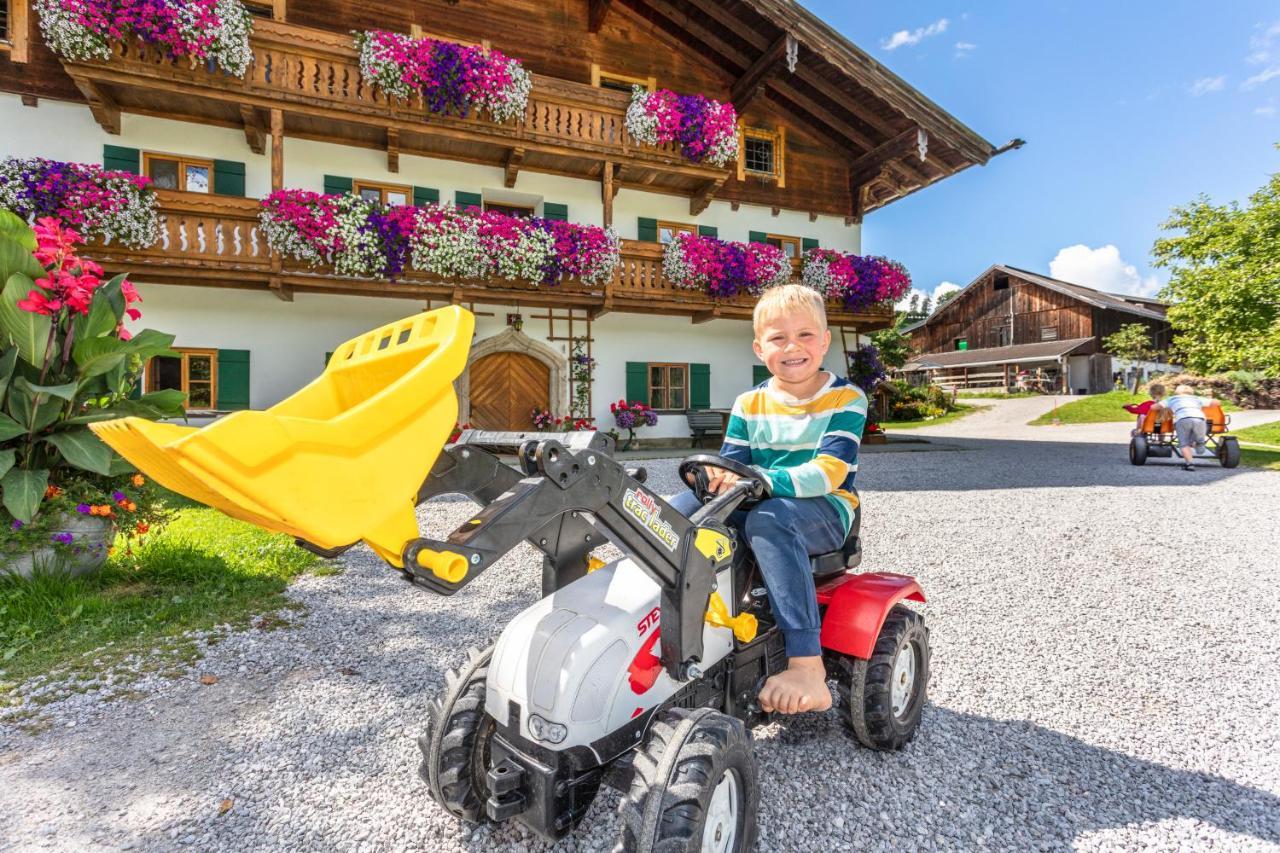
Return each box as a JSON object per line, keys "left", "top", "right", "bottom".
{"left": 88, "top": 191, "right": 893, "bottom": 330}
{"left": 60, "top": 19, "right": 728, "bottom": 204}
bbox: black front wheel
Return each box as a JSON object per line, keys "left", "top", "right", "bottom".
{"left": 837, "top": 605, "right": 930, "bottom": 751}
{"left": 418, "top": 645, "right": 496, "bottom": 823}
{"left": 615, "top": 707, "right": 759, "bottom": 853}
{"left": 1129, "top": 435, "right": 1148, "bottom": 466}
{"left": 1219, "top": 437, "right": 1241, "bottom": 469}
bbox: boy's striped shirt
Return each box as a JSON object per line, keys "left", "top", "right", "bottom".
{"left": 720, "top": 372, "right": 867, "bottom": 532}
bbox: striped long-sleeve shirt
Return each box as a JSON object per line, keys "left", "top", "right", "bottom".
{"left": 720, "top": 372, "right": 867, "bottom": 533}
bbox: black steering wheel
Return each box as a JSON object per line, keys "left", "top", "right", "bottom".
{"left": 678, "top": 454, "right": 771, "bottom": 507}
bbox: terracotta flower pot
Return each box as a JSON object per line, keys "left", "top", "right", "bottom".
{"left": 1, "top": 513, "right": 115, "bottom": 579}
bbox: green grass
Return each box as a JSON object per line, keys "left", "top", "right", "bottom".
{"left": 955, "top": 390, "right": 1044, "bottom": 399}
{"left": 0, "top": 496, "right": 320, "bottom": 689}
{"left": 1233, "top": 418, "right": 1280, "bottom": 471}
{"left": 1028, "top": 389, "right": 1240, "bottom": 426}
{"left": 882, "top": 403, "right": 986, "bottom": 431}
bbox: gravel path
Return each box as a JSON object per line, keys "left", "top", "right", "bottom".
{"left": 2, "top": 398, "right": 1278, "bottom": 852}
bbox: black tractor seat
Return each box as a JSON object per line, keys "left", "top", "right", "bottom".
{"left": 810, "top": 494, "right": 862, "bottom": 582}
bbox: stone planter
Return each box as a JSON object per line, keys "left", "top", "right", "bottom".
{"left": 0, "top": 513, "right": 115, "bottom": 579}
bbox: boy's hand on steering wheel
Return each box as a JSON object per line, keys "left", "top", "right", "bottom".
{"left": 705, "top": 466, "right": 742, "bottom": 495}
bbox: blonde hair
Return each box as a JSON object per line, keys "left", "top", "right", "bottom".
{"left": 753, "top": 284, "right": 827, "bottom": 335}
{"left": 1148, "top": 382, "right": 1165, "bottom": 398}
{"left": 1175, "top": 384, "right": 1195, "bottom": 396}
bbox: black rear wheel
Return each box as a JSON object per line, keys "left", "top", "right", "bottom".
{"left": 418, "top": 645, "right": 496, "bottom": 823}
{"left": 1219, "top": 437, "right": 1241, "bottom": 469}
{"left": 838, "top": 605, "right": 929, "bottom": 751}
{"left": 615, "top": 707, "right": 759, "bottom": 853}
{"left": 1129, "top": 435, "right": 1148, "bottom": 466}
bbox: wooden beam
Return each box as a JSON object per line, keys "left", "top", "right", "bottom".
{"left": 69, "top": 76, "right": 120, "bottom": 135}
{"left": 690, "top": 174, "right": 728, "bottom": 216}
{"left": 849, "top": 127, "right": 927, "bottom": 181}
{"left": 730, "top": 34, "right": 788, "bottom": 111}
{"left": 504, "top": 146, "right": 524, "bottom": 188}
{"left": 269, "top": 276, "right": 293, "bottom": 302}
{"left": 588, "top": 0, "right": 613, "bottom": 33}
{"left": 272, "top": 0, "right": 286, "bottom": 21}
{"left": 386, "top": 127, "right": 400, "bottom": 173}
{"left": 270, "top": 108, "right": 284, "bottom": 191}
{"left": 601, "top": 160, "right": 616, "bottom": 227}
{"left": 239, "top": 105, "right": 266, "bottom": 155}
{"left": 692, "top": 308, "right": 721, "bottom": 324}
{"left": 8, "top": 0, "right": 29, "bottom": 63}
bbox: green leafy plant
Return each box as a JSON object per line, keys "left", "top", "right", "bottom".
{"left": 0, "top": 211, "right": 183, "bottom": 530}
{"left": 1103, "top": 323, "right": 1159, "bottom": 392}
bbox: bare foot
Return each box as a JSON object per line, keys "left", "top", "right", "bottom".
{"left": 758, "top": 656, "right": 833, "bottom": 714}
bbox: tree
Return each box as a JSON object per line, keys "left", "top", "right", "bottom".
{"left": 1103, "top": 323, "right": 1157, "bottom": 391}
{"left": 869, "top": 311, "right": 915, "bottom": 370}
{"left": 920, "top": 294, "right": 932, "bottom": 315}
{"left": 1152, "top": 162, "right": 1280, "bottom": 376}
{"left": 934, "top": 289, "right": 960, "bottom": 310}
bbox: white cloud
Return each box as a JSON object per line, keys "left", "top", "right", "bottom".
{"left": 954, "top": 41, "right": 977, "bottom": 58}
{"left": 1189, "top": 75, "right": 1226, "bottom": 96}
{"left": 1256, "top": 104, "right": 1278, "bottom": 116}
{"left": 882, "top": 18, "right": 949, "bottom": 51}
{"left": 1242, "top": 66, "right": 1280, "bottom": 89}
{"left": 933, "top": 281, "right": 962, "bottom": 300}
{"left": 894, "top": 281, "right": 963, "bottom": 313}
{"left": 1048, "top": 245, "right": 1161, "bottom": 298}
{"left": 1248, "top": 20, "right": 1280, "bottom": 64}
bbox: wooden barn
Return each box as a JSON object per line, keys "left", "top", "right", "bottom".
{"left": 902, "top": 265, "right": 1174, "bottom": 394}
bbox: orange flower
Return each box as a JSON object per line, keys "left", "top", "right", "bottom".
{"left": 125, "top": 501, "right": 137, "bottom": 512}
{"left": 135, "top": 522, "right": 150, "bottom": 535}
{"left": 45, "top": 485, "right": 62, "bottom": 498}
{"left": 131, "top": 474, "right": 145, "bottom": 487}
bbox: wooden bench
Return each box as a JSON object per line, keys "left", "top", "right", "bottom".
{"left": 687, "top": 410, "right": 725, "bottom": 448}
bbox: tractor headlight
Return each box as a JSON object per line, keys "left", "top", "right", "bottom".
{"left": 528, "top": 713, "right": 568, "bottom": 744}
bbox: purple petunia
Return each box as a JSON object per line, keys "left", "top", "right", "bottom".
{"left": 10, "top": 520, "right": 22, "bottom": 530}
{"left": 112, "top": 490, "right": 126, "bottom": 502}
{"left": 76, "top": 503, "right": 91, "bottom": 514}
{"left": 51, "top": 532, "right": 75, "bottom": 545}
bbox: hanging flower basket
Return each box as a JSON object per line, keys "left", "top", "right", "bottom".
{"left": 625, "top": 87, "right": 739, "bottom": 166}
{"left": 261, "top": 190, "right": 621, "bottom": 285}
{"left": 0, "top": 157, "right": 158, "bottom": 248}
{"left": 354, "top": 29, "right": 532, "bottom": 123}
{"left": 36, "top": 0, "right": 255, "bottom": 77}
{"left": 801, "top": 249, "right": 912, "bottom": 312}
{"left": 662, "top": 233, "right": 790, "bottom": 299}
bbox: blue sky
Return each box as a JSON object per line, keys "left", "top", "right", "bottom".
{"left": 805, "top": 2, "right": 1280, "bottom": 305}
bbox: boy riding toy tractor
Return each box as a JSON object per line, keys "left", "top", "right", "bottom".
{"left": 90, "top": 302, "right": 931, "bottom": 852}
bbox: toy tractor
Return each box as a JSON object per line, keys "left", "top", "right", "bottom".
{"left": 91, "top": 306, "right": 931, "bottom": 852}
{"left": 1128, "top": 403, "right": 1241, "bottom": 468}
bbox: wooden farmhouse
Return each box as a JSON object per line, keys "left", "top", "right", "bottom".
{"left": 902, "top": 265, "right": 1174, "bottom": 394}
{"left": 0, "top": 0, "right": 1011, "bottom": 438}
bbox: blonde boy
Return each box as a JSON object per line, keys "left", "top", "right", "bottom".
{"left": 668, "top": 284, "right": 868, "bottom": 714}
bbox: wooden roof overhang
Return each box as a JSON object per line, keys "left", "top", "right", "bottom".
{"left": 59, "top": 19, "right": 730, "bottom": 204}
{"left": 93, "top": 190, "right": 893, "bottom": 330}
{"left": 616, "top": 0, "right": 1018, "bottom": 219}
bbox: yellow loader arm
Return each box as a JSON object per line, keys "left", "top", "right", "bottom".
{"left": 90, "top": 306, "right": 474, "bottom": 568}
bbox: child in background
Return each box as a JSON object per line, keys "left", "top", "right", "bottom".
{"left": 1124, "top": 382, "right": 1167, "bottom": 436}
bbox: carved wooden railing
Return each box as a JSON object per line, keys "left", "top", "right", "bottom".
{"left": 89, "top": 192, "right": 891, "bottom": 325}
{"left": 66, "top": 20, "right": 722, "bottom": 177}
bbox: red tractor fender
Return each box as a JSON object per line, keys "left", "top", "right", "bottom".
{"left": 817, "top": 572, "right": 926, "bottom": 660}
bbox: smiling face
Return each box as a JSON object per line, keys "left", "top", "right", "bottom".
{"left": 753, "top": 305, "right": 832, "bottom": 394}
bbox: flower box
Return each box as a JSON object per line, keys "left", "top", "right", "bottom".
{"left": 625, "top": 87, "right": 738, "bottom": 166}
{"left": 662, "top": 233, "right": 790, "bottom": 299}
{"left": 0, "top": 157, "right": 158, "bottom": 248}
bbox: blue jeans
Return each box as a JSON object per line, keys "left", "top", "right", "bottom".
{"left": 667, "top": 489, "right": 847, "bottom": 657}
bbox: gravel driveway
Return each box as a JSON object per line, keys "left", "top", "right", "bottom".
{"left": 2, "top": 398, "right": 1278, "bottom": 852}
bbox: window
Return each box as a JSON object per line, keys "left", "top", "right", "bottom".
{"left": 764, "top": 234, "right": 801, "bottom": 260}
{"left": 148, "top": 348, "right": 218, "bottom": 409}
{"left": 354, "top": 180, "right": 410, "bottom": 206}
{"left": 1041, "top": 326, "right": 1058, "bottom": 341}
{"left": 144, "top": 153, "right": 213, "bottom": 193}
{"left": 1, "top": 2, "right": 9, "bottom": 41}
{"left": 0, "top": 0, "right": 29, "bottom": 63}
{"left": 590, "top": 63, "right": 655, "bottom": 93}
{"left": 954, "top": 338, "right": 968, "bottom": 351}
{"left": 993, "top": 275, "right": 1010, "bottom": 290}
{"left": 241, "top": 1, "right": 275, "bottom": 17}
{"left": 649, "top": 363, "right": 687, "bottom": 411}
{"left": 994, "top": 325, "right": 1010, "bottom": 347}
{"left": 484, "top": 200, "right": 534, "bottom": 219}
{"left": 657, "top": 220, "right": 696, "bottom": 244}
{"left": 739, "top": 126, "right": 786, "bottom": 186}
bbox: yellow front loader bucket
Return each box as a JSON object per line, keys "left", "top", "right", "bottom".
{"left": 91, "top": 306, "right": 475, "bottom": 567}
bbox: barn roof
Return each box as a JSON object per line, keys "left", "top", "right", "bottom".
{"left": 903, "top": 337, "right": 1095, "bottom": 370}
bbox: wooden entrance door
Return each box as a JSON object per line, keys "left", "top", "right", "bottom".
{"left": 469, "top": 351, "right": 551, "bottom": 430}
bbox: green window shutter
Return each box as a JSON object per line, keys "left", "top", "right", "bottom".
{"left": 625, "top": 362, "right": 649, "bottom": 406}
{"left": 323, "top": 175, "right": 353, "bottom": 195}
{"left": 802, "top": 237, "right": 820, "bottom": 252}
{"left": 103, "top": 145, "right": 141, "bottom": 174}
{"left": 413, "top": 186, "right": 439, "bottom": 206}
{"left": 748, "top": 231, "right": 767, "bottom": 244}
{"left": 637, "top": 217, "right": 658, "bottom": 242}
{"left": 543, "top": 202, "right": 568, "bottom": 221}
{"left": 212, "top": 159, "right": 246, "bottom": 197}
{"left": 216, "top": 349, "right": 251, "bottom": 410}
{"left": 689, "top": 363, "right": 711, "bottom": 410}
{"left": 698, "top": 225, "right": 718, "bottom": 238}
{"left": 752, "top": 365, "right": 771, "bottom": 386}
{"left": 455, "top": 191, "right": 482, "bottom": 210}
